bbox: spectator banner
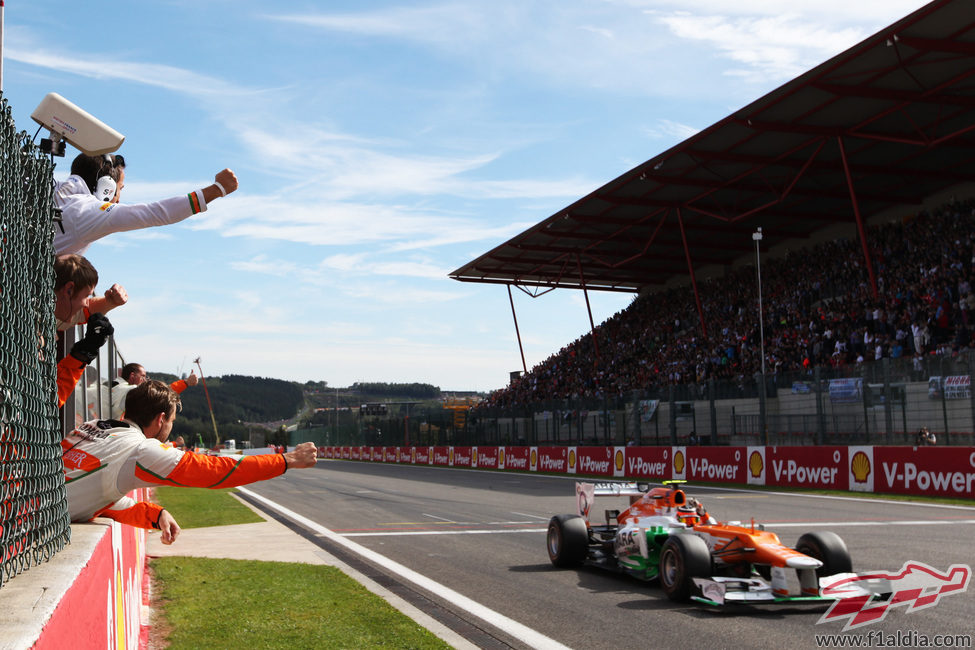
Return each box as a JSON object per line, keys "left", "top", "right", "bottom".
{"left": 765, "top": 446, "right": 847, "bottom": 490}
{"left": 537, "top": 446, "right": 569, "bottom": 473}
{"left": 639, "top": 400, "right": 659, "bottom": 423}
{"left": 453, "top": 446, "right": 473, "bottom": 468}
{"left": 945, "top": 375, "right": 971, "bottom": 400}
{"left": 623, "top": 446, "right": 670, "bottom": 479}
{"left": 684, "top": 447, "right": 744, "bottom": 483}
{"left": 504, "top": 446, "right": 531, "bottom": 472}
{"left": 829, "top": 378, "right": 862, "bottom": 403}
{"left": 475, "top": 446, "right": 499, "bottom": 469}
{"left": 791, "top": 382, "right": 813, "bottom": 394}
{"left": 848, "top": 446, "right": 874, "bottom": 493}
{"left": 872, "top": 447, "right": 975, "bottom": 498}
{"left": 573, "top": 446, "right": 615, "bottom": 477}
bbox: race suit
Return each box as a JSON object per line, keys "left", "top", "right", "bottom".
{"left": 57, "top": 355, "right": 87, "bottom": 408}
{"left": 62, "top": 418, "right": 288, "bottom": 529}
{"left": 54, "top": 175, "right": 209, "bottom": 255}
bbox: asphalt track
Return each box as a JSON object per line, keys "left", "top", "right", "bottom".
{"left": 241, "top": 459, "right": 975, "bottom": 650}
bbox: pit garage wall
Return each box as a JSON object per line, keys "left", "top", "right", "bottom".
{"left": 5, "top": 489, "right": 151, "bottom": 650}
{"left": 320, "top": 445, "right": 975, "bottom": 499}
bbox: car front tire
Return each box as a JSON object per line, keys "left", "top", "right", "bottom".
{"left": 659, "top": 534, "right": 711, "bottom": 601}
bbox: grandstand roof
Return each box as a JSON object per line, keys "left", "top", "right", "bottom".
{"left": 450, "top": 0, "right": 975, "bottom": 294}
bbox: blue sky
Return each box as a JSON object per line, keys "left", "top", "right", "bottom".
{"left": 4, "top": 1, "right": 922, "bottom": 391}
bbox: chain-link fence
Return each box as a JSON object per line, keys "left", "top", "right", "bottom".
{"left": 297, "top": 352, "right": 975, "bottom": 449}
{"left": 0, "top": 95, "right": 69, "bottom": 588}
{"left": 461, "top": 352, "right": 975, "bottom": 448}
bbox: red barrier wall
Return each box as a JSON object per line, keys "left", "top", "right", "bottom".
{"left": 323, "top": 444, "right": 975, "bottom": 499}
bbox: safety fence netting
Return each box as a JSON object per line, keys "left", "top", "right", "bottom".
{"left": 0, "top": 93, "right": 68, "bottom": 588}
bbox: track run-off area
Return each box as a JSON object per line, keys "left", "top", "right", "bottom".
{"left": 239, "top": 460, "right": 975, "bottom": 650}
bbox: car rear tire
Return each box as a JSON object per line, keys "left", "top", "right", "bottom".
{"left": 659, "top": 534, "right": 711, "bottom": 601}
{"left": 547, "top": 515, "right": 589, "bottom": 567}
{"left": 796, "top": 531, "right": 852, "bottom": 577}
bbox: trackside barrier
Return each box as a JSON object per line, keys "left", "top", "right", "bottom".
{"left": 317, "top": 446, "right": 975, "bottom": 500}
{"left": 0, "top": 488, "right": 150, "bottom": 649}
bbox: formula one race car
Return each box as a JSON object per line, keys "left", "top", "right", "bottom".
{"left": 547, "top": 481, "right": 859, "bottom": 606}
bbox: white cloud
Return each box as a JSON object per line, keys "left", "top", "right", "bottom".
{"left": 643, "top": 119, "right": 701, "bottom": 141}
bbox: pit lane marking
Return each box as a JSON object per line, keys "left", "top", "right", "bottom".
{"left": 511, "top": 511, "right": 550, "bottom": 520}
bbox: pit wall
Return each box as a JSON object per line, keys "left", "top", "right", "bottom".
{"left": 318, "top": 445, "right": 975, "bottom": 500}
{"left": 0, "top": 489, "right": 149, "bottom": 650}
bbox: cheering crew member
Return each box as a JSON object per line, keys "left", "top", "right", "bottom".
{"left": 54, "top": 152, "right": 238, "bottom": 255}
{"left": 53, "top": 255, "right": 114, "bottom": 406}
{"left": 62, "top": 381, "right": 317, "bottom": 544}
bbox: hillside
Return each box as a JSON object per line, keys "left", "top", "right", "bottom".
{"left": 150, "top": 374, "right": 477, "bottom": 447}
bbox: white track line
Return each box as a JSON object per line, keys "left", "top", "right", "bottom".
{"left": 237, "top": 486, "right": 571, "bottom": 650}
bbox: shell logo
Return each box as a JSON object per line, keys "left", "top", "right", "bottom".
{"left": 674, "top": 450, "right": 685, "bottom": 474}
{"left": 569, "top": 449, "right": 577, "bottom": 469}
{"left": 530, "top": 448, "right": 537, "bottom": 468}
{"left": 428, "top": 447, "right": 434, "bottom": 463}
{"left": 615, "top": 449, "right": 624, "bottom": 471}
{"left": 448, "top": 447, "right": 454, "bottom": 465}
{"left": 851, "top": 451, "right": 871, "bottom": 483}
{"left": 749, "top": 451, "right": 764, "bottom": 478}
{"left": 499, "top": 448, "right": 506, "bottom": 466}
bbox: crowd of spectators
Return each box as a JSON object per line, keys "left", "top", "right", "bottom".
{"left": 479, "top": 197, "right": 975, "bottom": 410}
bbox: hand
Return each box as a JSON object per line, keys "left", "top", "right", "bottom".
{"left": 215, "top": 168, "right": 238, "bottom": 195}
{"left": 70, "top": 313, "right": 114, "bottom": 364}
{"left": 185, "top": 371, "right": 199, "bottom": 387}
{"left": 158, "top": 510, "right": 181, "bottom": 545}
{"left": 104, "top": 283, "right": 128, "bottom": 308}
{"left": 284, "top": 442, "right": 318, "bottom": 469}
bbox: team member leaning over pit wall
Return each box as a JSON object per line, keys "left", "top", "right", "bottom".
{"left": 61, "top": 380, "right": 318, "bottom": 544}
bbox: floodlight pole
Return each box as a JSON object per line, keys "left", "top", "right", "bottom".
{"left": 753, "top": 228, "right": 768, "bottom": 445}
{"left": 753, "top": 228, "right": 765, "bottom": 377}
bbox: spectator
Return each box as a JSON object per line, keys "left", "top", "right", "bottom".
{"left": 54, "top": 152, "right": 238, "bottom": 255}
{"left": 915, "top": 427, "right": 937, "bottom": 446}
{"left": 111, "top": 363, "right": 199, "bottom": 414}
{"left": 61, "top": 380, "right": 318, "bottom": 544}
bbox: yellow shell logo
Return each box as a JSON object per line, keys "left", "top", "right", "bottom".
{"left": 674, "top": 450, "right": 685, "bottom": 474}
{"left": 851, "top": 451, "right": 871, "bottom": 483}
{"left": 749, "top": 451, "right": 764, "bottom": 477}
{"left": 530, "top": 448, "right": 537, "bottom": 467}
{"left": 569, "top": 449, "right": 577, "bottom": 469}
{"left": 499, "top": 448, "right": 505, "bottom": 466}
{"left": 449, "top": 448, "right": 454, "bottom": 464}
{"left": 428, "top": 447, "right": 434, "bottom": 463}
{"left": 615, "top": 449, "right": 624, "bottom": 471}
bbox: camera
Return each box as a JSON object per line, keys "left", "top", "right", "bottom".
{"left": 31, "top": 93, "right": 125, "bottom": 157}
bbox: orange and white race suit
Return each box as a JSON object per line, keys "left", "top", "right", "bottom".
{"left": 62, "top": 418, "right": 287, "bottom": 530}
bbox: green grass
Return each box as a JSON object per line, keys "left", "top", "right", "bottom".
{"left": 150, "top": 557, "right": 450, "bottom": 650}
{"left": 153, "top": 487, "right": 265, "bottom": 528}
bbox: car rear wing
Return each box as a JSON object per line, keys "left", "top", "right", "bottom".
{"left": 576, "top": 482, "right": 647, "bottom": 520}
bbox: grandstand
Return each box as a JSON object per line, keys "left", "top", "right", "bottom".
{"left": 451, "top": 0, "right": 975, "bottom": 447}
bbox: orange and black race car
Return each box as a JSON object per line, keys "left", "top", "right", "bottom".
{"left": 547, "top": 480, "right": 864, "bottom": 605}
